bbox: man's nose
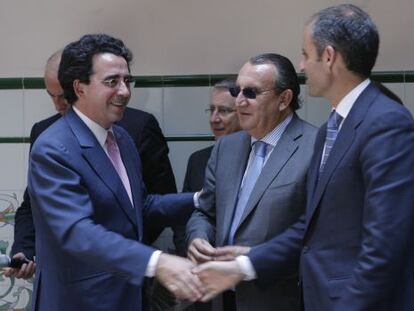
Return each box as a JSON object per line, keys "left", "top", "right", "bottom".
{"left": 117, "top": 81, "right": 131, "bottom": 96}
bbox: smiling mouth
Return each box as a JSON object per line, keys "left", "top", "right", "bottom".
{"left": 111, "top": 101, "right": 127, "bottom": 108}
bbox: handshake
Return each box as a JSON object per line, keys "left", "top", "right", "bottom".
{"left": 155, "top": 238, "right": 251, "bottom": 302}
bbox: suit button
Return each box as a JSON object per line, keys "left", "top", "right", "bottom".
{"left": 302, "top": 246, "right": 309, "bottom": 253}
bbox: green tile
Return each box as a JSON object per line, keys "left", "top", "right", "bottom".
{"left": 371, "top": 71, "right": 405, "bottom": 83}
{"left": 0, "top": 137, "right": 30, "bottom": 143}
{"left": 0, "top": 78, "right": 22, "bottom": 89}
{"left": 23, "top": 78, "right": 45, "bottom": 89}
{"left": 134, "top": 76, "right": 164, "bottom": 88}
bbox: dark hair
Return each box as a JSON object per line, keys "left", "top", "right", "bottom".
{"left": 249, "top": 53, "right": 301, "bottom": 111}
{"left": 309, "top": 4, "right": 379, "bottom": 78}
{"left": 58, "top": 34, "right": 133, "bottom": 104}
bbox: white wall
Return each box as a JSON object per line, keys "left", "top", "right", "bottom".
{"left": 1, "top": 0, "right": 413, "bottom": 77}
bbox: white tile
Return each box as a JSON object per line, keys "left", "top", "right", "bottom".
{"left": 0, "top": 90, "right": 24, "bottom": 137}
{"left": 168, "top": 141, "right": 214, "bottom": 192}
{"left": 403, "top": 82, "right": 414, "bottom": 117}
{"left": 163, "top": 87, "right": 211, "bottom": 136}
{"left": 0, "top": 144, "right": 26, "bottom": 190}
{"left": 0, "top": 283, "right": 33, "bottom": 309}
{"left": 303, "top": 95, "right": 331, "bottom": 127}
{"left": 296, "top": 85, "right": 308, "bottom": 121}
{"left": 128, "top": 88, "right": 164, "bottom": 130}
{"left": 23, "top": 89, "right": 56, "bottom": 137}
{"left": 0, "top": 192, "right": 20, "bottom": 242}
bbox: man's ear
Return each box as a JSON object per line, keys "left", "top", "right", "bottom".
{"left": 324, "top": 45, "right": 336, "bottom": 69}
{"left": 278, "top": 89, "right": 293, "bottom": 111}
{"left": 73, "top": 80, "right": 85, "bottom": 98}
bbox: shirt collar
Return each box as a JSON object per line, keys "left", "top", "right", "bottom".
{"left": 72, "top": 106, "right": 112, "bottom": 148}
{"left": 335, "top": 79, "right": 370, "bottom": 119}
{"left": 251, "top": 112, "right": 293, "bottom": 147}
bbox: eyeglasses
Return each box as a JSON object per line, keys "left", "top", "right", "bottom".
{"left": 100, "top": 76, "right": 135, "bottom": 89}
{"left": 229, "top": 86, "right": 275, "bottom": 99}
{"left": 205, "top": 106, "right": 235, "bottom": 117}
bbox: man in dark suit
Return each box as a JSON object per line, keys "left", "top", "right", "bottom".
{"left": 187, "top": 53, "right": 317, "bottom": 311}
{"left": 182, "top": 79, "right": 241, "bottom": 193}
{"left": 6, "top": 49, "right": 178, "bottom": 279}
{"left": 27, "top": 34, "right": 203, "bottom": 311}
{"left": 194, "top": 5, "right": 414, "bottom": 311}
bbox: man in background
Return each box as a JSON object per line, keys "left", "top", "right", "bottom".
{"left": 182, "top": 79, "right": 241, "bottom": 193}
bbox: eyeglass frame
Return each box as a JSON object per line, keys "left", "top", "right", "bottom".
{"left": 204, "top": 106, "right": 236, "bottom": 117}
{"left": 99, "top": 75, "right": 135, "bottom": 89}
{"left": 229, "top": 86, "right": 277, "bottom": 99}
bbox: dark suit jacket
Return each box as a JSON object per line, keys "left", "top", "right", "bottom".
{"left": 248, "top": 83, "right": 414, "bottom": 311}
{"left": 28, "top": 109, "right": 193, "bottom": 311}
{"left": 182, "top": 146, "right": 213, "bottom": 192}
{"left": 187, "top": 114, "right": 317, "bottom": 311}
{"left": 172, "top": 146, "right": 213, "bottom": 256}
{"left": 12, "top": 107, "right": 176, "bottom": 259}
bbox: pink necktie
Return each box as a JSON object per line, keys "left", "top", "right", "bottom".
{"left": 105, "top": 131, "right": 133, "bottom": 206}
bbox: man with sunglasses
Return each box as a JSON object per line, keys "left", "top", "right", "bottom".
{"left": 186, "top": 53, "right": 317, "bottom": 311}
{"left": 27, "top": 34, "right": 204, "bottom": 311}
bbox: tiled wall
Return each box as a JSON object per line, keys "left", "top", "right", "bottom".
{"left": 0, "top": 74, "right": 413, "bottom": 309}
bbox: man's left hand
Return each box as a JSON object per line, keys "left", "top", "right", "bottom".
{"left": 213, "top": 245, "right": 251, "bottom": 261}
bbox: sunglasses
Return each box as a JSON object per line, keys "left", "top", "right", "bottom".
{"left": 229, "top": 86, "right": 275, "bottom": 99}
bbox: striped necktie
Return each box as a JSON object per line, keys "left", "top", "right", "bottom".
{"left": 228, "top": 141, "right": 267, "bottom": 244}
{"left": 320, "top": 110, "right": 343, "bottom": 173}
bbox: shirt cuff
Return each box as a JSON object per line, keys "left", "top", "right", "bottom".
{"left": 193, "top": 192, "right": 200, "bottom": 208}
{"left": 145, "top": 250, "right": 162, "bottom": 277}
{"left": 235, "top": 255, "right": 257, "bottom": 281}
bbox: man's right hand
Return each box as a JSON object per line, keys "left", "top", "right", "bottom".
{"left": 155, "top": 253, "right": 204, "bottom": 302}
{"left": 187, "top": 238, "right": 216, "bottom": 264}
{"left": 3, "top": 252, "right": 35, "bottom": 279}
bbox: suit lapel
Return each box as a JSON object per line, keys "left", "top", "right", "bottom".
{"left": 221, "top": 133, "right": 251, "bottom": 243}
{"left": 237, "top": 115, "right": 302, "bottom": 230}
{"left": 65, "top": 109, "right": 138, "bottom": 229}
{"left": 306, "top": 82, "right": 379, "bottom": 228}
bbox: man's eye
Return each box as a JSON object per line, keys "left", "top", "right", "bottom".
{"left": 105, "top": 79, "right": 118, "bottom": 87}
{"left": 124, "top": 77, "right": 134, "bottom": 85}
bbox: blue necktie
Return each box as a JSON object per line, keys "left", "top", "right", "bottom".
{"left": 320, "top": 110, "right": 343, "bottom": 173}
{"left": 228, "top": 141, "right": 267, "bottom": 244}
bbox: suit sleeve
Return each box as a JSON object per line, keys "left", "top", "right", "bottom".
{"left": 11, "top": 122, "right": 41, "bottom": 259}
{"left": 247, "top": 215, "right": 305, "bottom": 288}
{"left": 185, "top": 143, "right": 219, "bottom": 246}
{"left": 29, "top": 140, "right": 155, "bottom": 286}
{"left": 334, "top": 109, "right": 414, "bottom": 310}
{"left": 137, "top": 114, "right": 177, "bottom": 194}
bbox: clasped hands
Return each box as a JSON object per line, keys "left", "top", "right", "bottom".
{"left": 155, "top": 239, "right": 250, "bottom": 302}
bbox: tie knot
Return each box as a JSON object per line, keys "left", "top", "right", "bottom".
{"left": 253, "top": 141, "right": 267, "bottom": 158}
{"left": 327, "top": 110, "right": 343, "bottom": 130}
{"left": 106, "top": 131, "right": 117, "bottom": 148}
